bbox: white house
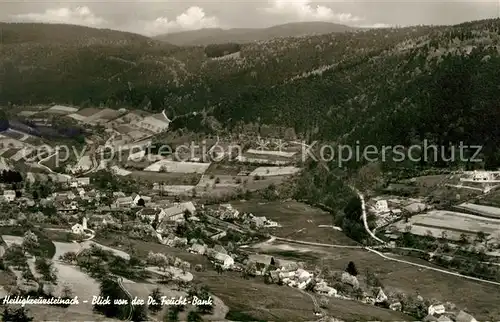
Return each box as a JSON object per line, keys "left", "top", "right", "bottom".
{"left": 264, "top": 220, "right": 280, "bottom": 227}
{"left": 162, "top": 202, "right": 196, "bottom": 221}
{"left": 375, "top": 200, "right": 389, "bottom": 213}
{"left": 472, "top": 171, "right": 493, "bottom": 181}
{"left": 138, "top": 208, "right": 163, "bottom": 224}
{"left": 428, "top": 304, "right": 446, "bottom": 316}
{"left": 279, "top": 271, "right": 295, "bottom": 279}
{"left": 219, "top": 204, "right": 240, "bottom": 219}
{"left": 295, "top": 269, "right": 312, "bottom": 282}
{"left": 115, "top": 196, "right": 133, "bottom": 208}
{"left": 297, "top": 277, "right": 312, "bottom": 290}
{"left": 315, "top": 284, "right": 337, "bottom": 297}
{"left": 71, "top": 217, "right": 88, "bottom": 234}
{"left": 212, "top": 252, "right": 234, "bottom": 269}
{"left": 251, "top": 216, "right": 267, "bottom": 227}
{"left": 77, "top": 188, "right": 86, "bottom": 198}
{"left": 189, "top": 244, "right": 207, "bottom": 255}
{"left": 3, "top": 190, "right": 16, "bottom": 202}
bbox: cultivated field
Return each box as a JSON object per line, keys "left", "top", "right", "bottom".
{"left": 456, "top": 203, "right": 500, "bottom": 219}
{"left": 197, "top": 175, "right": 241, "bottom": 188}
{"left": 144, "top": 160, "right": 211, "bottom": 174}
{"left": 245, "top": 149, "right": 297, "bottom": 158}
{"left": 2, "top": 129, "right": 26, "bottom": 141}
{"left": 46, "top": 105, "right": 79, "bottom": 114}
{"left": 204, "top": 163, "right": 258, "bottom": 176}
{"left": 392, "top": 210, "right": 500, "bottom": 241}
{"left": 131, "top": 171, "right": 201, "bottom": 185}
{"left": 249, "top": 166, "right": 301, "bottom": 177}
{"left": 156, "top": 185, "right": 195, "bottom": 195}
{"left": 70, "top": 107, "right": 100, "bottom": 118}
{"left": 72, "top": 155, "right": 93, "bottom": 172}
{"left": 79, "top": 241, "right": 131, "bottom": 260}
{"left": 110, "top": 165, "right": 132, "bottom": 176}
{"left": 236, "top": 155, "right": 290, "bottom": 165}
{"left": 0, "top": 157, "right": 11, "bottom": 170}
{"left": 2, "top": 235, "right": 24, "bottom": 248}
{"left": 145, "top": 266, "right": 193, "bottom": 282}
{"left": 52, "top": 262, "right": 100, "bottom": 314}
{"left": 53, "top": 241, "right": 82, "bottom": 260}
{"left": 0, "top": 137, "right": 26, "bottom": 149}
{"left": 84, "top": 108, "right": 122, "bottom": 124}
{"left": 232, "top": 200, "right": 355, "bottom": 245}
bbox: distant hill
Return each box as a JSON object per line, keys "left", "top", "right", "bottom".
{"left": 154, "top": 21, "right": 356, "bottom": 46}
{"left": 0, "top": 22, "right": 163, "bottom": 46}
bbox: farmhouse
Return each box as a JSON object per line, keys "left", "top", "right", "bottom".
{"left": 251, "top": 216, "right": 267, "bottom": 227}
{"left": 189, "top": 243, "right": 207, "bottom": 255}
{"left": 138, "top": 208, "right": 163, "bottom": 224}
{"left": 314, "top": 282, "right": 337, "bottom": 297}
{"left": 219, "top": 204, "right": 240, "bottom": 219}
{"left": 113, "top": 192, "right": 126, "bottom": 198}
{"left": 2, "top": 190, "right": 16, "bottom": 202}
{"left": 428, "top": 304, "right": 446, "bottom": 316}
{"left": 472, "top": 171, "right": 493, "bottom": 181}
{"left": 71, "top": 177, "right": 90, "bottom": 187}
{"left": 162, "top": 202, "right": 196, "bottom": 221}
{"left": 136, "top": 114, "right": 170, "bottom": 134}
{"left": 211, "top": 252, "right": 235, "bottom": 269}
{"left": 375, "top": 200, "right": 389, "bottom": 213}
{"left": 115, "top": 196, "right": 133, "bottom": 208}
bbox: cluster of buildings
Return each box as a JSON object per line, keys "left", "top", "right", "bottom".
{"left": 370, "top": 199, "right": 403, "bottom": 227}
{"left": 460, "top": 170, "right": 500, "bottom": 183}
{"left": 423, "top": 303, "right": 477, "bottom": 322}
{"left": 370, "top": 197, "right": 430, "bottom": 229}
{"left": 189, "top": 243, "right": 235, "bottom": 270}
{"left": 210, "top": 204, "right": 280, "bottom": 228}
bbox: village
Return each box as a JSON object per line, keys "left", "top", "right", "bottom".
{"left": 0, "top": 104, "right": 496, "bottom": 321}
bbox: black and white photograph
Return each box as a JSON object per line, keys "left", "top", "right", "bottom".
{"left": 0, "top": 1, "right": 499, "bottom": 321}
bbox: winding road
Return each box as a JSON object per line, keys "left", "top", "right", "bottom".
{"left": 348, "top": 185, "right": 386, "bottom": 244}
{"left": 116, "top": 276, "right": 134, "bottom": 321}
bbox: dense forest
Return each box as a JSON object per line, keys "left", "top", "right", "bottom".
{"left": 1, "top": 20, "right": 500, "bottom": 210}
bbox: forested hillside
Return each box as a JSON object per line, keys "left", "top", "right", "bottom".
{"left": 1, "top": 20, "right": 500, "bottom": 170}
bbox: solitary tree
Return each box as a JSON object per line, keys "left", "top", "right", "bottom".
{"left": 346, "top": 261, "right": 358, "bottom": 276}
{"left": 165, "top": 306, "right": 180, "bottom": 322}
{"left": 22, "top": 230, "right": 39, "bottom": 254}
{"left": 1, "top": 307, "right": 33, "bottom": 322}
{"left": 476, "top": 231, "right": 488, "bottom": 246}
{"left": 137, "top": 198, "right": 146, "bottom": 207}
{"left": 149, "top": 288, "right": 163, "bottom": 313}
{"left": 187, "top": 311, "right": 203, "bottom": 322}
{"left": 131, "top": 304, "right": 148, "bottom": 322}
{"left": 270, "top": 257, "right": 276, "bottom": 266}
